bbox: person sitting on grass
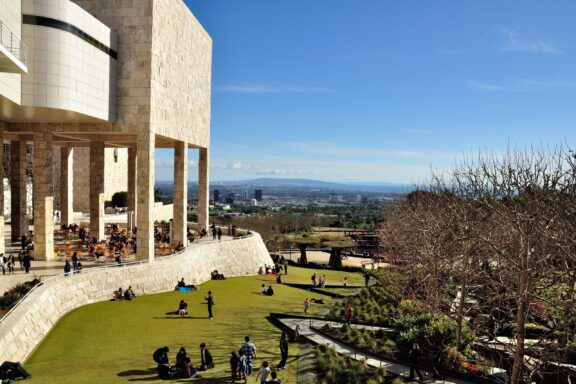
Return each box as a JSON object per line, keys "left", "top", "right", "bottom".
{"left": 178, "top": 300, "right": 188, "bottom": 317}
{"left": 260, "top": 284, "right": 266, "bottom": 295}
{"left": 181, "top": 357, "right": 197, "bottom": 378}
{"left": 199, "top": 343, "right": 214, "bottom": 371}
{"left": 0, "top": 361, "right": 31, "bottom": 380}
{"left": 176, "top": 347, "right": 189, "bottom": 370}
{"left": 124, "top": 286, "right": 135, "bottom": 300}
{"left": 112, "top": 288, "right": 124, "bottom": 301}
{"left": 266, "top": 285, "right": 275, "bottom": 296}
{"left": 153, "top": 346, "right": 170, "bottom": 368}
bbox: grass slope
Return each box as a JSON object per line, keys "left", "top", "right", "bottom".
{"left": 25, "top": 267, "right": 361, "bottom": 383}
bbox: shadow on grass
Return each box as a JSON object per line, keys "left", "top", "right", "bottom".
{"left": 117, "top": 368, "right": 156, "bottom": 377}
{"left": 153, "top": 316, "right": 207, "bottom": 320}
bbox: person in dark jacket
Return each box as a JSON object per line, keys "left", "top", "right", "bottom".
{"left": 22, "top": 254, "right": 31, "bottom": 274}
{"left": 153, "top": 346, "right": 170, "bottom": 366}
{"left": 176, "top": 347, "right": 188, "bottom": 369}
{"left": 205, "top": 291, "right": 214, "bottom": 319}
{"left": 199, "top": 342, "right": 214, "bottom": 370}
{"left": 64, "top": 259, "right": 71, "bottom": 275}
{"left": 0, "top": 361, "right": 31, "bottom": 380}
{"left": 277, "top": 332, "right": 289, "bottom": 370}
{"left": 408, "top": 342, "right": 424, "bottom": 381}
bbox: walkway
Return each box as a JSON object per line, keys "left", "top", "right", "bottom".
{"left": 278, "top": 317, "right": 482, "bottom": 384}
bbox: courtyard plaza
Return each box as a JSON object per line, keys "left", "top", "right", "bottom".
{"left": 0, "top": 213, "right": 230, "bottom": 296}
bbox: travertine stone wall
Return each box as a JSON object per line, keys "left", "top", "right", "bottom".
{"left": 136, "top": 131, "right": 154, "bottom": 261}
{"left": 10, "top": 141, "right": 28, "bottom": 241}
{"left": 198, "top": 147, "right": 209, "bottom": 230}
{"left": 89, "top": 142, "right": 105, "bottom": 240}
{"left": 0, "top": 233, "right": 273, "bottom": 363}
{"left": 127, "top": 146, "right": 136, "bottom": 214}
{"left": 73, "top": 147, "right": 128, "bottom": 213}
{"left": 0, "top": 123, "right": 4, "bottom": 255}
{"left": 33, "top": 132, "right": 54, "bottom": 260}
{"left": 150, "top": 0, "right": 211, "bottom": 147}
{"left": 172, "top": 142, "right": 187, "bottom": 246}
{"left": 60, "top": 147, "right": 73, "bottom": 225}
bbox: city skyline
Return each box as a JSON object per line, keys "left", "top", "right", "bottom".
{"left": 157, "top": 0, "right": 576, "bottom": 183}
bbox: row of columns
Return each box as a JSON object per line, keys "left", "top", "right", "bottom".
{"left": 0, "top": 128, "right": 209, "bottom": 262}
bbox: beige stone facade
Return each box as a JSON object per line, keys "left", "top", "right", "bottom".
{"left": 0, "top": 233, "right": 273, "bottom": 363}
{"left": 1, "top": 0, "right": 212, "bottom": 261}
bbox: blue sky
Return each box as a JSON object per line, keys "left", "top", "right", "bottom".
{"left": 157, "top": 0, "right": 576, "bottom": 183}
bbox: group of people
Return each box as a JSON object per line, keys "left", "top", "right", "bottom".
{"left": 152, "top": 344, "right": 213, "bottom": 380}
{"left": 259, "top": 284, "right": 275, "bottom": 296}
{"left": 0, "top": 252, "right": 32, "bottom": 275}
{"left": 0, "top": 361, "right": 31, "bottom": 381}
{"left": 112, "top": 286, "right": 136, "bottom": 301}
{"left": 310, "top": 273, "right": 328, "bottom": 288}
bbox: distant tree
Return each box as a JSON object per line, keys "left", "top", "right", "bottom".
{"left": 111, "top": 191, "right": 128, "bottom": 207}
{"left": 292, "top": 238, "right": 318, "bottom": 265}
{"left": 323, "top": 239, "right": 354, "bottom": 268}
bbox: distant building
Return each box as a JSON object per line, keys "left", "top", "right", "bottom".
{"left": 250, "top": 198, "right": 258, "bottom": 206}
{"left": 213, "top": 189, "right": 219, "bottom": 202}
{"left": 255, "top": 189, "right": 263, "bottom": 201}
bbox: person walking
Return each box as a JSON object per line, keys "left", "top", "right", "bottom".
{"left": 64, "top": 259, "right": 71, "bottom": 276}
{"left": 277, "top": 332, "right": 289, "bottom": 370}
{"left": 72, "top": 251, "right": 78, "bottom": 272}
{"left": 0, "top": 254, "right": 4, "bottom": 275}
{"left": 217, "top": 227, "right": 222, "bottom": 241}
{"left": 205, "top": 291, "right": 215, "bottom": 319}
{"left": 345, "top": 304, "right": 354, "bottom": 324}
{"left": 22, "top": 253, "right": 31, "bottom": 274}
{"left": 408, "top": 342, "right": 424, "bottom": 381}
{"left": 240, "top": 336, "right": 257, "bottom": 377}
{"left": 304, "top": 298, "right": 311, "bottom": 314}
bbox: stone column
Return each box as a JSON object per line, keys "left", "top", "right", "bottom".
{"left": 136, "top": 132, "right": 155, "bottom": 262}
{"left": 10, "top": 141, "right": 28, "bottom": 242}
{"left": 90, "top": 142, "right": 105, "bottom": 241}
{"left": 60, "top": 147, "right": 73, "bottom": 226}
{"left": 33, "top": 132, "right": 54, "bottom": 260}
{"left": 0, "top": 125, "right": 4, "bottom": 255}
{"left": 127, "top": 146, "right": 137, "bottom": 230}
{"left": 172, "top": 141, "right": 187, "bottom": 246}
{"left": 197, "top": 147, "right": 209, "bottom": 231}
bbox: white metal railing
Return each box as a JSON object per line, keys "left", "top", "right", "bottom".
{"left": 0, "top": 230, "right": 254, "bottom": 326}
{"left": 0, "top": 18, "right": 27, "bottom": 65}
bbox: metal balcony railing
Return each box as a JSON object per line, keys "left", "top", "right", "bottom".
{"left": 0, "top": 18, "right": 27, "bottom": 66}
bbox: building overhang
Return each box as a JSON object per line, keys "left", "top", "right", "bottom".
{"left": 0, "top": 19, "right": 28, "bottom": 74}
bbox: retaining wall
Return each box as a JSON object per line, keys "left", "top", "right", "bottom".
{"left": 0, "top": 232, "right": 272, "bottom": 362}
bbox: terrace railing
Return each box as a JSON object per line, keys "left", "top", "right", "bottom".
{"left": 0, "top": 18, "right": 27, "bottom": 67}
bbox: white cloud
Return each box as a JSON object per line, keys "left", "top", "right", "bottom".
{"left": 468, "top": 78, "right": 576, "bottom": 93}
{"left": 498, "top": 28, "right": 561, "bottom": 54}
{"left": 215, "top": 83, "right": 332, "bottom": 94}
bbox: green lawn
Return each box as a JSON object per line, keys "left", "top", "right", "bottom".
{"left": 25, "top": 267, "right": 361, "bottom": 383}
{"left": 282, "top": 266, "right": 365, "bottom": 287}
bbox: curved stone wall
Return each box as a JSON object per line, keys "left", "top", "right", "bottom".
{"left": 0, "top": 232, "right": 272, "bottom": 362}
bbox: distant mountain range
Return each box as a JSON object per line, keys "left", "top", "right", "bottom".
{"left": 157, "top": 178, "right": 413, "bottom": 193}
{"left": 214, "top": 178, "right": 413, "bottom": 193}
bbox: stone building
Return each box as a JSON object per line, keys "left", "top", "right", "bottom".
{"left": 0, "top": 0, "right": 211, "bottom": 261}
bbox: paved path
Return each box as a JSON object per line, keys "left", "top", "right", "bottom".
{"left": 279, "top": 317, "right": 478, "bottom": 384}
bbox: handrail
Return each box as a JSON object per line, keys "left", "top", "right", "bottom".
{"left": 0, "top": 18, "right": 27, "bottom": 65}
{"left": 0, "top": 230, "right": 254, "bottom": 326}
